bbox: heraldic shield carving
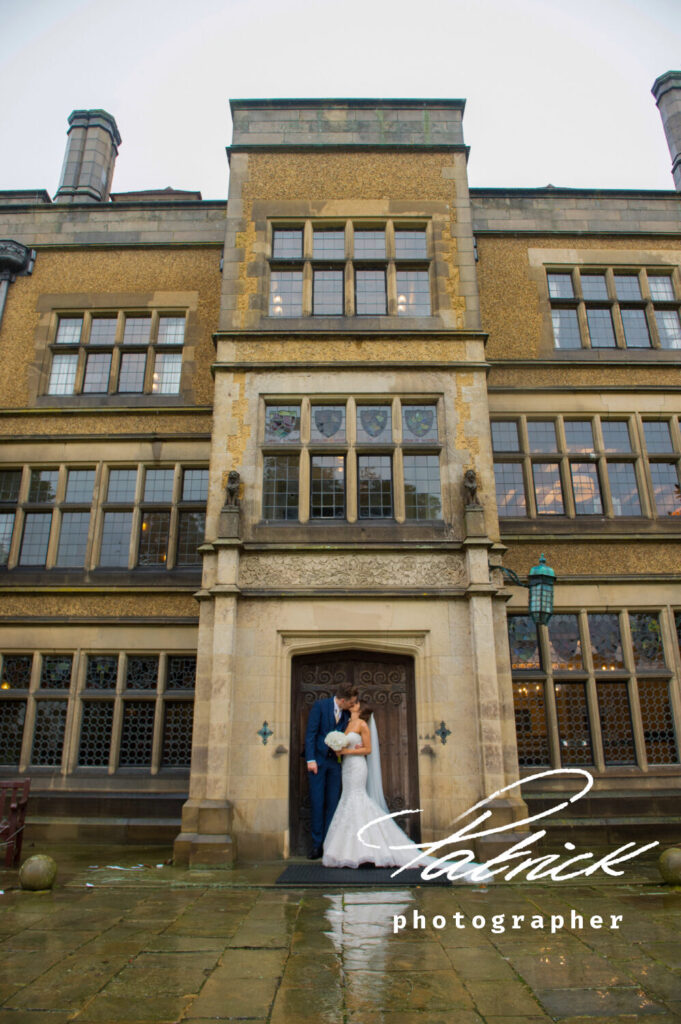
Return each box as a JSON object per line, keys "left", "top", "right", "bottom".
{"left": 404, "top": 407, "right": 435, "bottom": 439}
{"left": 359, "top": 407, "right": 389, "bottom": 439}
{"left": 313, "top": 406, "right": 343, "bottom": 439}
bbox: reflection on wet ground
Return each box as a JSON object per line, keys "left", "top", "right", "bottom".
{"left": 0, "top": 844, "right": 679, "bottom": 1022}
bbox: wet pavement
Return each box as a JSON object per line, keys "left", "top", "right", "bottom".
{"left": 0, "top": 843, "right": 679, "bottom": 1022}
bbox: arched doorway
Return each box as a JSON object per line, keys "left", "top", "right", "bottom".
{"left": 290, "top": 649, "right": 420, "bottom": 856}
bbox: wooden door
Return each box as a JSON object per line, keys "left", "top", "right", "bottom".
{"left": 290, "top": 650, "right": 419, "bottom": 856}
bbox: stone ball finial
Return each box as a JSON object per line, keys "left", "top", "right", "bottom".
{"left": 19, "top": 854, "right": 58, "bottom": 891}
{"left": 658, "top": 846, "right": 681, "bottom": 884}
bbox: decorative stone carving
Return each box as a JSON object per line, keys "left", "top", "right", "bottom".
{"left": 463, "top": 468, "right": 480, "bottom": 508}
{"left": 239, "top": 552, "right": 467, "bottom": 589}
{"left": 0, "top": 240, "right": 34, "bottom": 282}
{"left": 225, "top": 470, "right": 241, "bottom": 508}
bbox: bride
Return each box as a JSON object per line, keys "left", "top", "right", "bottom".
{"left": 322, "top": 699, "right": 492, "bottom": 881}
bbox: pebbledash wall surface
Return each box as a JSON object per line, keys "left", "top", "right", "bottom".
{"left": 1, "top": 75, "right": 681, "bottom": 864}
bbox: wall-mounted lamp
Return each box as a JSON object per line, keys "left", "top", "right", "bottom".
{"left": 496, "top": 553, "right": 556, "bottom": 626}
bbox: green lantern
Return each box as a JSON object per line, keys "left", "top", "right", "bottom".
{"left": 528, "top": 554, "right": 556, "bottom": 626}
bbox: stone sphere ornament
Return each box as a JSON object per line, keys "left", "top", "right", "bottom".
{"left": 19, "top": 854, "right": 58, "bottom": 891}
{"left": 658, "top": 847, "right": 681, "bottom": 884}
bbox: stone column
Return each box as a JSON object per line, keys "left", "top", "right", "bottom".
{"left": 464, "top": 505, "right": 528, "bottom": 860}
{"left": 173, "top": 499, "right": 242, "bottom": 867}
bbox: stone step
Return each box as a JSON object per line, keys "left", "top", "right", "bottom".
{"left": 24, "top": 815, "right": 180, "bottom": 845}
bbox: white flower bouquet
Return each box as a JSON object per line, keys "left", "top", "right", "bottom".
{"left": 325, "top": 730, "right": 350, "bottom": 762}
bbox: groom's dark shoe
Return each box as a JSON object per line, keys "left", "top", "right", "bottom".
{"left": 308, "top": 846, "right": 323, "bottom": 860}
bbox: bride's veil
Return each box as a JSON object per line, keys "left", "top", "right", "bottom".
{"left": 365, "top": 714, "right": 389, "bottom": 813}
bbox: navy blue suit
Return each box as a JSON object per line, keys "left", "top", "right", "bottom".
{"left": 305, "top": 697, "right": 349, "bottom": 848}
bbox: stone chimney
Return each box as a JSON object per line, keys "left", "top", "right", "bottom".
{"left": 652, "top": 72, "right": 681, "bottom": 191}
{"left": 54, "top": 109, "right": 121, "bottom": 203}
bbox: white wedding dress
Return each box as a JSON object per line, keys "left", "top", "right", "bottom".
{"left": 322, "top": 730, "right": 491, "bottom": 881}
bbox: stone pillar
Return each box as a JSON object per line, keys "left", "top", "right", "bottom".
{"left": 54, "top": 109, "right": 121, "bottom": 203}
{"left": 652, "top": 72, "right": 681, "bottom": 192}
{"left": 464, "top": 509, "right": 528, "bottom": 860}
{"left": 174, "top": 499, "right": 242, "bottom": 867}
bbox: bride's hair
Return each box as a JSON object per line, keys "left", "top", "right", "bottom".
{"left": 359, "top": 707, "right": 373, "bottom": 723}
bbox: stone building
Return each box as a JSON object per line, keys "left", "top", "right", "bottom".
{"left": 1, "top": 75, "right": 681, "bottom": 863}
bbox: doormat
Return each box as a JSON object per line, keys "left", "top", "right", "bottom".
{"left": 275, "top": 863, "right": 451, "bottom": 886}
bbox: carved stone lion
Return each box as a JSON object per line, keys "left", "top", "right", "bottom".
{"left": 463, "top": 468, "right": 479, "bottom": 507}
{"left": 225, "top": 470, "right": 241, "bottom": 508}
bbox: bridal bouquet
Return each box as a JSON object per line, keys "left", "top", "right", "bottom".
{"left": 325, "top": 730, "right": 349, "bottom": 762}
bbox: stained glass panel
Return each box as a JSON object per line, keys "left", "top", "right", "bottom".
{"left": 629, "top": 612, "right": 666, "bottom": 670}
{"left": 548, "top": 614, "right": 583, "bottom": 670}
{"left": 508, "top": 615, "right": 540, "bottom": 670}
{"left": 588, "top": 613, "right": 624, "bottom": 671}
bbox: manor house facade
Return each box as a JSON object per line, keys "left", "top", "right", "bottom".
{"left": 1, "top": 74, "right": 681, "bottom": 862}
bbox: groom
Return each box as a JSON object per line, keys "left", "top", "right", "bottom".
{"left": 305, "top": 682, "right": 358, "bottom": 859}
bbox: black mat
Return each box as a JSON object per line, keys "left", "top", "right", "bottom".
{"left": 276, "top": 862, "right": 450, "bottom": 886}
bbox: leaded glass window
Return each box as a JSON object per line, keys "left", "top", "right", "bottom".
{"left": 269, "top": 271, "right": 303, "bottom": 317}
{"left": 588, "top": 613, "right": 624, "bottom": 671}
{"left": 119, "top": 701, "right": 155, "bottom": 767}
{"left": 494, "top": 463, "right": 526, "bottom": 516}
{"left": 403, "top": 455, "right": 442, "bottom": 521}
{"left": 355, "top": 270, "right": 387, "bottom": 315}
{"left": 161, "top": 702, "right": 194, "bottom": 767}
{"left": 263, "top": 456, "right": 299, "bottom": 520}
{"left": 85, "top": 655, "right": 117, "bottom": 690}
{"left": 639, "top": 680, "right": 679, "bottom": 764}
{"left": 570, "top": 463, "right": 602, "bottom": 514}
{"left": 265, "top": 405, "right": 300, "bottom": 443}
{"left": 31, "top": 700, "right": 67, "bottom": 766}
{"left": 527, "top": 421, "right": 557, "bottom": 452}
{"left": 310, "top": 456, "right": 345, "bottom": 519}
{"left": 532, "top": 463, "right": 564, "bottom": 514}
{"left": 597, "top": 682, "right": 636, "bottom": 765}
{"left": 78, "top": 702, "right": 114, "bottom": 766}
{"left": 41, "top": 655, "right": 73, "bottom": 689}
{"left": 513, "top": 681, "right": 551, "bottom": 766}
{"left": 358, "top": 455, "right": 393, "bottom": 518}
{"left": 126, "top": 656, "right": 159, "bottom": 690}
{"left": 0, "top": 701, "right": 26, "bottom": 765}
{"left": 313, "top": 270, "right": 344, "bottom": 315}
{"left": 548, "top": 614, "right": 583, "bottom": 670}
{"left": 491, "top": 421, "right": 520, "bottom": 452}
{"left": 508, "top": 615, "right": 540, "bottom": 670}
{"left": 402, "top": 405, "right": 438, "bottom": 443}
{"left": 357, "top": 406, "right": 392, "bottom": 444}
{"left": 1, "top": 655, "right": 31, "bottom": 690}
{"left": 629, "top": 612, "right": 666, "bottom": 670}
{"left": 396, "top": 270, "right": 430, "bottom": 315}
{"left": 310, "top": 406, "right": 345, "bottom": 442}
{"left": 167, "top": 656, "right": 196, "bottom": 691}
{"left": 554, "top": 682, "right": 593, "bottom": 765}
{"left": 564, "top": 421, "right": 594, "bottom": 453}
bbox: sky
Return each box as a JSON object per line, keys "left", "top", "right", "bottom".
{"left": 1, "top": 0, "right": 681, "bottom": 200}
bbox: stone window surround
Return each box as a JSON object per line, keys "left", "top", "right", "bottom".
{"left": 30, "top": 292, "right": 200, "bottom": 407}
{"left": 267, "top": 218, "right": 434, "bottom": 319}
{"left": 0, "top": 648, "right": 195, "bottom": 776}
{"left": 259, "top": 394, "right": 444, "bottom": 524}
{"left": 528, "top": 249, "right": 681, "bottom": 357}
{"left": 0, "top": 461, "right": 208, "bottom": 572}
{"left": 509, "top": 605, "right": 681, "bottom": 776}
{"left": 492, "top": 412, "right": 681, "bottom": 520}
